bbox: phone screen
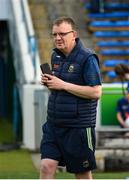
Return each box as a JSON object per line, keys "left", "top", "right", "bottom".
{"left": 40, "top": 63, "right": 52, "bottom": 75}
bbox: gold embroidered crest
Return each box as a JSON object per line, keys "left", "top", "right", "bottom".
{"left": 83, "top": 160, "right": 89, "bottom": 168}
{"left": 68, "top": 65, "right": 74, "bottom": 72}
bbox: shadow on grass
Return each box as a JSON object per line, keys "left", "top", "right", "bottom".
{"left": 0, "top": 149, "right": 39, "bottom": 179}
{"left": 0, "top": 119, "right": 14, "bottom": 144}
{"left": 0, "top": 148, "right": 129, "bottom": 179}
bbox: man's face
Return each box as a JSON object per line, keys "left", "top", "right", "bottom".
{"left": 52, "top": 22, "right": 77, "bottom": 54}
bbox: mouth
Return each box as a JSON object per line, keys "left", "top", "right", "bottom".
{"left": 56, "top": 43, "right": 64, "bottom": 47}
{"left": 55, "top": 40, "right": 64, "bottom": 46}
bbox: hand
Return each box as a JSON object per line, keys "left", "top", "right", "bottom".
{"left": 40, "top": 73, "right": 50, "bottom": 86}
{"left": 43, "top": 74, "right": 66, "bottom": 90}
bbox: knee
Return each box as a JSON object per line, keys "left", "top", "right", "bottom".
{"left": 75, "top": 171, "right": 92, "bottom": 179}
{"left": 40, "top": 159, "right": 57, "bottom": 175}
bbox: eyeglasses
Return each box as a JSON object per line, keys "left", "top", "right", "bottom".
{"left": 51, "top": 31, "right": 73, "bottom": 38}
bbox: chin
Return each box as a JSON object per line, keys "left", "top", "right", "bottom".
{"left": 56, "top": 46, "right": 64, "bottom": 50}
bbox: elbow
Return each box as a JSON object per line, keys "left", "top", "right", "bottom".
{"left": 92, "top": 86, "right": 102, "bottom": 99}
{"left": 93, "top": 92, "right": 101, "bottom": 99}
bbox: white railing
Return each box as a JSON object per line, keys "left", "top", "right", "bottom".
{"left": 8, "top": 0, "right": 41, "bottom": 84}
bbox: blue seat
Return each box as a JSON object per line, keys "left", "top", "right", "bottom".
{"left": 106, "top": 71, "right": 117, "bottom": 79}
{"left": 96, "top": 40, "right": 129, "bottom": 47}
{"left": 94, "top": 31, "right": 129, "bottom": 38}
{"left": 103, "top": 60, "right": 129, "bottom": 67}
{"left": 105, "top": 3, "right": 129, "bottom": 10}
{"left": 100, "top": 49, "right": 129, "bottom": 56}
{"left": 89, "top": 21, "right": 129, "bottom": 32}
{"left": 90, "top": 21, "right": 113, "bottom": 27}
{"left": 85, "top": 3, "right": 129, "bottom": 11}
{"left": 88, "top": 12, "right": 129, "bottom": 19}
{"left": 90, "top": 20, "right": 129, "bottom": 27}
{"left": 116, "top": 21, "right": 129, "bottom": 26}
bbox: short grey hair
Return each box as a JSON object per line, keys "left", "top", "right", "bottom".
{"left": 52, "top": 16, "right": 77, "bottom": 30}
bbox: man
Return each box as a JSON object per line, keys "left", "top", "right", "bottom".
{"left": 114, "top": 64, "right": 129, "bottom": 82}
{"left": 40, "top": 16, "right": 102, "bottom": 179}
{"left": 114, "top": 64, "right": 129, "bottom": 95}
{"left": 116, "top": 90, "right": 129, "bottom": 137}
{"left": 115, "top": 64, "right": 129, "bottom": 136}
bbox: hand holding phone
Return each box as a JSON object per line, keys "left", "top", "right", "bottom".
{"left": 40, "top": 63, "right": 52, "bottom": 86}
{"left": 40, "top": 63, "right": 52, "bottom": 75}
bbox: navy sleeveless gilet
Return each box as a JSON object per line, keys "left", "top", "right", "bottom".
{"left": 47, "top": 39, "right": 99, "bottom": 127}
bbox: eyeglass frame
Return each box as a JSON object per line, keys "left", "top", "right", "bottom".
{"left": 51, "top": 30, "right": 74, "bottom": 38}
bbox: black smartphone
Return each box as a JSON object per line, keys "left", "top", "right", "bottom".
{"left": 40, "top": 63, "right": 52, "bottom": 75}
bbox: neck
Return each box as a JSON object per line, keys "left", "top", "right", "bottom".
{"left": 62, "top": 41, "right": 76, "bottom": 56}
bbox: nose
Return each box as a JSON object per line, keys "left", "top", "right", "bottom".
{"left": 55, "top": 34, "right": 62, "bottom": 39}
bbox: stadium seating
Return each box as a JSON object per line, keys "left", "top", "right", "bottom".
{"left": 89, "top": 20, "right": 129, "bottom": 32}
{"left": 93, "top": 31, "right": 129, "bottom": 41}
{"left": 95, "top": 40, "right": 129, "bottom": 51}
{"left": 106, "top": 71, "right": 117, "bottom": 79}
{"left": 100, "top": 49, "right": 129, "bottom": 60}
{"left": 101, "top": 59, "right": 129, "bottom": 72}
{"left": 103, "top": 59, "right": 129, "bottom": 67}
{"left": 84, "top": 0, "right": 129, "bottom": 83}
{"left": 83, "top": 0, "right": 129, "bottom": 141}
{"left": 87, "top": 12, "right": 129, "bottom": 21}
{"left": 93, "top": 31, "right": 129, "bottom": 38}
{"left": 104, "top": 2, "right": 129, "bottom": 11}
{"left": 85, "top": 2, "right": 129, "bottom": 12}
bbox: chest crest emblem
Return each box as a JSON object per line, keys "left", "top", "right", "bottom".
{"left": 68, "top": 65, "right": 74, "bottom": 72}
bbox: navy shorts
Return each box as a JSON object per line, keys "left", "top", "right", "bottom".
{"left": 40, "top": 122, "right": 96, "bottom": 173}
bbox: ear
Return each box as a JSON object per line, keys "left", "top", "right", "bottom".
{"left": 73, "top": 31, "right": 77, "bottom": 39}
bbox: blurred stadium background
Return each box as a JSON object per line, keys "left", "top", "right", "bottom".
{"left": 1, "top": 0, "right": 129, "bottom": 177}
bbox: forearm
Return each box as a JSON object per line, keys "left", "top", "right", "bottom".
{"left": 117, "top": 113, "right": 126, "bottom": 127}
{"left": 63, "top": 82, "right": 102, "bottom": 99}
{"left": 42, "top": 74, "right": 102, "bottom": 99}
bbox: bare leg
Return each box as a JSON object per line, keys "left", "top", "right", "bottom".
{"left": 125, "top": 132, "right": 129, "bottom": 137}
{"left": 75, "top": 170, "right": 93, "bottom": 179}
{"left": 40, "top": 158, "right": 58, "bottom": 179}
